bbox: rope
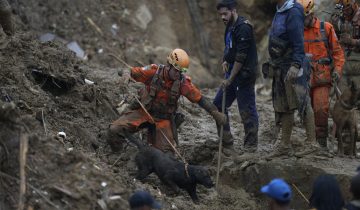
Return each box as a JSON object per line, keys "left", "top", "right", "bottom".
{"left": 134, "top": 97, "right": 190, "bottom": 178}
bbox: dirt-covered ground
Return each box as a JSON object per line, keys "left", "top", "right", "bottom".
{"left": 0, "top": 0, "right": 359, "bottom": 210}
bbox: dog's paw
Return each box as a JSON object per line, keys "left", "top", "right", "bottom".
{"left": 192, "top": 199, "right": 200, "bottom": 205}
{"left": 169, "top": 185, "right": 180, "bottom": 195}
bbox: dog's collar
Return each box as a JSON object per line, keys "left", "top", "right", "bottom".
{"left": 340, "top": 99, "right": 359, "bottom": 111}
{"left": 340, "top": 99, "right": 356, "bottom": 110}
{"left": 185, "top": 163, "right": 190, "bottom": 178}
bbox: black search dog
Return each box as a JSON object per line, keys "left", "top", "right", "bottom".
{"left": 127, "top": 134, "right": 214, "bottom": 203}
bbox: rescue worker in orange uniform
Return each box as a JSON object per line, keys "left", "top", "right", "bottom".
{"left": 334, "top": 0, "right": 360, "bottom": 88}
{"left": 300, "top": 0, "right": 345, "bottom": 148}
{"left": 107, "top": 49, "right": 227, "bottom": 153}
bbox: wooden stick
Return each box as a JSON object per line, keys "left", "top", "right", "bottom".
{"left": 41, "top": 109, "right": 48, "bottom": 136}
{"left": 86, "top": 17, "right": 103, "bottom": 36}
{"left": 0, "top": 171, "right": 61, "bottom": 210}
{"left": 111, "top": 156, "right": 122, "bottom": 167}
{"left": 292, "top": 183, "right": 309, "bottom": 204}
{"left": 136, "top": 60, "right": 145, "bottom": 66}
{"left": 108, "top": 53, "right": 132, "bottom": 69}
{"left": 18, "top": 133, "right": 29, "bottom": 210}
{"left": 216, "top": 87, "right": 226, "bottom": 191}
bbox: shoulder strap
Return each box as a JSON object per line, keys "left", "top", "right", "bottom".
{"left": 320, "top": 21, "right": 333, "bottom": 63}
{"left": 169, "top": 79, "right": 181, "bottom": 105}
{"left": 149, "top": 65, "right": 164, "bottom": 97}
{"left": 320, "top": 21, "right": 329, "bottom": 54}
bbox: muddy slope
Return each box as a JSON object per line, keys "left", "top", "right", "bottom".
{"left": 1, "top": 33, "right": 359, "bottom": 210}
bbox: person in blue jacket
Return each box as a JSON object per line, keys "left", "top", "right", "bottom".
{"left": 263, "top": 0, "right": 320, "bottom": 158}
{"left": 214, "top": 0, "right": 259, "bottom": 153}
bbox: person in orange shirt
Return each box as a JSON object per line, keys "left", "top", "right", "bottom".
{"left": 300, "top": 0, "right": 345, "bottom": 148}
{"left": 107, "top": 49, "right": 227, "bottom": 153}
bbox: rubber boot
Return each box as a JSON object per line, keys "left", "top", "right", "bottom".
{"left": 216, "top": 124, "right": 234, "bottom": 147}
{"left": 295, "top": 105, "right": 320, "bottom": 157}
{"left": 107, "top": 125, "right": 128, "bottom": 152}
{"left": 317, "top": 137, "right": 327, "bottom": 148}
{"left": 266, "top": 112, "right": 294, "bottom": 160}
{"left": 304, "top": 105, "right": 317, "bottom": 144}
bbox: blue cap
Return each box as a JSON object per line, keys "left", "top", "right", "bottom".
{"left": 261, "top": 179, "right": 292, "bottom": 202}
{"left": 129, "top": 191, "right": 161, "bottom": 209}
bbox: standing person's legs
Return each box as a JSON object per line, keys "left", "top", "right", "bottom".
{"left": 267, "top": 70, "right": 296, "bottom": 158}
{"left": 236, "top": 83, "right": 259, "bottom": 151}
{"left": 310, "top": 86, "right": 330, "bottom": 147}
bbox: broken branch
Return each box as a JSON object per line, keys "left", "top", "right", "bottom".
{"left": 0, "top": 171, "right": 61, "bottom": 210}
{"left": 41, "top": 109, "right": 48, "bottom": 136}
{"left": 86, "top": 17, "right": 103, "bottom": 36}
{"left": 18, "top": 133, "right": 29, "bottom": 210}
{"left": 292, "top": 183, "right": 309, "bottom": 204}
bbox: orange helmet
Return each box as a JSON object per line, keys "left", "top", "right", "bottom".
{"left": 299, "top": 0, "right": 315, "bottom": 16}
{"left": 167, "top": 49, "right": 190, "bottom": 72}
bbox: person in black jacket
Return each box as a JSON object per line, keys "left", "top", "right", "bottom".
{"left": 309, "top": 174, "right": 345, "bottom": 210}
{"left": 213, "top": 0, "right": 259, "bottom": 153}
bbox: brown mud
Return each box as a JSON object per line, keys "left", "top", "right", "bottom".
{"left": 0, "top": 0, "right": 358, "bottom": 210}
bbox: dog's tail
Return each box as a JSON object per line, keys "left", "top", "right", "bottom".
{"left": 125, "top": 133, "right": 145, "bottom": 149}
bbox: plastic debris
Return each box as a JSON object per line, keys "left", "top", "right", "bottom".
{"left": 57, "top": 131, "right": 66, "bottom": 139}
{"left": 39, "top": 33, "right": 56, "bottom": 43}
{"left": 111, "top": 24, "right": 119, "bottom": 36}
{"left": 66, "top": 41, "right": 86, "bottom": 59}
{"left": 84, "top": 79, "right": 95, "bottom": 85}
{"left": 109, "top": 195, "right": 122, "bottom": 200}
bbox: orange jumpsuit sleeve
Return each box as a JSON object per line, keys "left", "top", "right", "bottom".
{"left": 326, "top": 22, "right": 345, "bottom": 75}
{"left": 130, "top": 64, "right": 158, "bottom": 83}
{"left": 180, "top": 76, "right": 202, "bottom": 103}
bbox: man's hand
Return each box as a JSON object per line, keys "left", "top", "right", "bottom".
{"left": 118, "top": 68, "right": 131, "bottom": 87}
{"left": 262, "top": 62, "right": 270, "bottom": 79}
{"left": 340, "top": 33, "right": 356, "bottom": 46}
{"left": 285, "top": 66, "right": 300, "bottom": 82}
{"left": 222, "top": 61, "right": 229, "bottom": 73}
{"left": 221, "top": 79, "right": 231, "bottom": 88}
{"left": 332, "top": 71, "right": 340, "bottom": 84}
{"left": 211, "top": 110, "right": 227, "bottom": 126}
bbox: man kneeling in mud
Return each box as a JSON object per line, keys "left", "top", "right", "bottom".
{"left": 107, "top": 49, "right": 227, "bottom": 154}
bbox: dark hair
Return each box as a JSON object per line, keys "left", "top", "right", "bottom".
{"left": 351, "top": 174, "right": 360, "bottom": 199}
{"left": 309, "top": 175, "right": 345, "bottom": 210}
{"left": 216, "top": 0, "right": 237, "bottom": 10}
